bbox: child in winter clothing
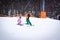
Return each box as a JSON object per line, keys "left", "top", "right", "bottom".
{"left": 26, "top": 13, "right": 32, "bottom": 26}
{"left": 17, "top": 15, "right": 21, "bottom": 25}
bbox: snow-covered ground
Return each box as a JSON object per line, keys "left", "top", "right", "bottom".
{"left": 0, "top": 17, "right": 60, "bottom": 40}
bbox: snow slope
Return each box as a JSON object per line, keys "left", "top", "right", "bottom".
{"left": 0, "top": 17, "right": 60, "bottom": 40}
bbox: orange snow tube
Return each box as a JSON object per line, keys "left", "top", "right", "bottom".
{"left": 40, "top": 11, "right": 46, "bottom": 18}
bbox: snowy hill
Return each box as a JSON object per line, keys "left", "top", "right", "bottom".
{"left": 0, "top": 17, "right": 60, "bottom": 40}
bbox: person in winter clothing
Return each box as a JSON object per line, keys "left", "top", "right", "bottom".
{"left": 17, "top": 15, "right": 21, "bottom": 25}
{"left": 26, "top": 13, "right": 32, "bottom": 26}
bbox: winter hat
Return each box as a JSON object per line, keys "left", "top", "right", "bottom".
{"left": 19, "top": 16, "right": 21, "bottom": 18}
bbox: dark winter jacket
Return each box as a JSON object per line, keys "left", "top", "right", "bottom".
{"left": 26, "top": 14, "right": 30, "bottom": 19}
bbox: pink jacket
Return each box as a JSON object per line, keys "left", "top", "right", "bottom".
{"left": 18, "top": 18, "right": 21, "bottom": 25}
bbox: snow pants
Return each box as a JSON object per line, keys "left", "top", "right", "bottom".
{"left": 26, "top": 19, "right": 32, "bottom": 26}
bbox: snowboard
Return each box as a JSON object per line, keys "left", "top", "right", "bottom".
{"left": 17, "top": 24, "right": 23, "bottom": 26}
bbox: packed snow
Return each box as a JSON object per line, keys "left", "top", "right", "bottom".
{"left": 0, "top": 17, "right": 60, "bottom": 40}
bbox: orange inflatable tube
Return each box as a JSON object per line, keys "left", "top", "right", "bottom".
{"left": 40, "top": 11, "right": 46, "bottom": 18}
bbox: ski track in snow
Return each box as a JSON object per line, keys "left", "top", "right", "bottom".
{"left": 0, "top": 17, "right": 60, "bottom": 40}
